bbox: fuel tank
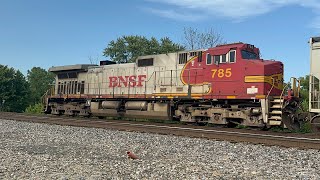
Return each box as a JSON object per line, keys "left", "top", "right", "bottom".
{"left": 101, "top": 101, "right": 121, "bottom": 109}
{"left": 125, "top": 101, "right": 148, "bottom": 110}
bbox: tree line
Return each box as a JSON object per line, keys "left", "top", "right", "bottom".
{"left": 0, "top": 65, "right": 54, "bottom": 112}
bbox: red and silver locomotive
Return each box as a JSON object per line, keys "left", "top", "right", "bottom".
{"left": 45, "top": 42, "right": 300, "bottom": 129}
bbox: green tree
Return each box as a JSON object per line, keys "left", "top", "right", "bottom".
{"left": 159, "top": 37, "right": 184, "bottom": 53}
{"left": 27, "top": 67, "right": 55, "bottom": 104}
{"left": 299, "top": 75, "right": 309, "bottom": 91}
{"left": 103, "top": 35, "right": 185, "bottom": 63}
{"left": 299, "top": 75, "right": 310, "bottom": 111}
{"left": 147, "top": 37, "right": 160, "bottom": 55}
{"left": 0, "top": 65, "right": 30, "bottom": 112}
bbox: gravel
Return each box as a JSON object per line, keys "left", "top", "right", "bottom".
{"left": 0, "top": 119, "right": 319, "bottom": 179}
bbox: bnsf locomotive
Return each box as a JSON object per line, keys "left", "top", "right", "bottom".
{"left": 44, "top": 42, "right": 301, "bottom": 130}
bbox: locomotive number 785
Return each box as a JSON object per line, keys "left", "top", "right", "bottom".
{"left": 211, "top": 68, "right": 232, "bottom": 78}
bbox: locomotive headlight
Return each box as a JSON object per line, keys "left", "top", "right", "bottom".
{"left": 86, "top": 100, "right": 91, "bottom": 106}
{"left": 247, "top": 44, "right": 254, "bottom": 49}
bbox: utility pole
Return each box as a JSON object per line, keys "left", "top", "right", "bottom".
{"left": 0, "top": 100, "right": 5, "bottom": 111}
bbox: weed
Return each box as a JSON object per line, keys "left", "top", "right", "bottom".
{"left": 235, "top": 124, "right": 248, "bottom": 129}
{"left": 269, "top": 126, "right": 291, "bottom": 133}
{"left": 295, "top": 122, "right": 312, "bottom": 134}
{"left": 270, "top": 123, "right": 312, "bottom": 133}
{"left": 25, "top": 103, "right": 43, "bottom": 114}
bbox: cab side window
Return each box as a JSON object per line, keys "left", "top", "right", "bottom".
{"left": 221, "top": 54, "right": 227, "bottom": 63}
{"left": 206, "top": 53, "right": 212, "bottom": 64}
{"left": 207, "top": 50, "right": 236, "bottom": 65}
{"left": 214, "top": 55, "right": 220, "bottom": 64}
{"left": 229, "top": 50, "right": 236, "bottom": 63}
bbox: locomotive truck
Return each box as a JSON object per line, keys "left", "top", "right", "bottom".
{"left": 44, "top": 38, "right": 320, "bottom": 131}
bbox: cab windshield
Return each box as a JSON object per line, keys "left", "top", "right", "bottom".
{"left": 241, "top": 50, "right": 258, "bottom": 59}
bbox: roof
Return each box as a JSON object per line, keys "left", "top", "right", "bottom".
{"left": 49, "top": 64, "right": 98, "bottom": 72}
{"left": 311, "top": 37, "right": 320, "bottom": 43}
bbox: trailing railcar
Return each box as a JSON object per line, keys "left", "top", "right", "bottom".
{"left": 44, "top": 42, "right": 300, "bottom": 129}
{"left": 309, "top": 37, "right": 320, "bottom": 132}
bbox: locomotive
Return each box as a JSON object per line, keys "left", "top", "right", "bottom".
{"left": 44, "top": 42, "right": 302, "bottom": 130}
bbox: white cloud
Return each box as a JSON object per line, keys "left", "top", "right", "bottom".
{"left": 145, "top": 0, "right": 320, "bottom": 27}
{"left": 143, "top": 7, "right": 205, "bottom": 21}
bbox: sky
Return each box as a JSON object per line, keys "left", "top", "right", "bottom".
{"left": 0, "top": 0, "right": 320, "bottom": 81}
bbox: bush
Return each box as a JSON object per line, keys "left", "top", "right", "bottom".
{"left": 270, "top": 123, "right": 312, "bottom": 133}
{"left": 296, "top": 122, "right": 312, "bottom": 133}
{"left": 235, "top": 124, "right": 248, "bottom": 129}
{"left": 25, "top": 103, "right": 43, "bottom": 114}
{"left": 300, "top": 99, "right": 309, "bottom": 112}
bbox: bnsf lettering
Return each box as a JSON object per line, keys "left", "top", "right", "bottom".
{"left": 109, "top": 75, "right": 147, "bottom": 87}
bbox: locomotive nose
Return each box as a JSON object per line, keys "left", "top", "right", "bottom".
{"left": 265, "top": 60, "right": 284, "bottom": 91}
{"left": 263, "top": 60, "right": 283, "bottom": 75}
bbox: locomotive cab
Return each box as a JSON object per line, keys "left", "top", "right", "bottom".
{"left": 181, "top": 43, "right": 283, "bottom": 100}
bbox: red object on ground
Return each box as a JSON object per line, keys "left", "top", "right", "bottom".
{"left": 127, "top": 151, "right": 139, "bottom": 159}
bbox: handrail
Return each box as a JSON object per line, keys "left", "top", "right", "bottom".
{"left": 291, "top": 77, "right": 300, "bottom": 97}
{"left": 41, "top": 89, "right": 50, "bottom": 104}
{"left": 279, "top": 77, "right": 301, "bottom": 109}
{"left": 266, "top": 77, "right": 275, "bottom": 99}
{"left": 280, "top": 82, "right": 289, "bottom": 110}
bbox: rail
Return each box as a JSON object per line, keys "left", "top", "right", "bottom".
{"left": 1, "top": 112, "right": 319, "bottom": 150}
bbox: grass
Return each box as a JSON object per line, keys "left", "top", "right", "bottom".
{"left": 235, "top": 124, "right": 248, "bottom": 129}
{"left": 25, "top": 103, "right": 43, "bottom": 114}
{"left": 270, "top": 122, "right": 312, "bottom": 133}
{"left": 270, "top": 126, "right": 292, "bottom": 133}
{"left": 295, "top": 122, "right": 312, "bottom": 134}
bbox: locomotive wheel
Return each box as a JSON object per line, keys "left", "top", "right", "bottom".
{"left": 311, "top": 116, "right": 320, "bottom": 132}
{"left": 282, "top": 112, "right": 300, "bottom": 131}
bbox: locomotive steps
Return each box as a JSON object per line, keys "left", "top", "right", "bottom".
{"left": 268, "top": 98, "right": 283, "bottom": 122}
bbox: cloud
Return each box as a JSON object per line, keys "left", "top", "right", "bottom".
{"left": 145, "top": 0, "right": 320, "bottom": 27}
{"left": 143, "top": 7, "right": 205, "bottom": 21}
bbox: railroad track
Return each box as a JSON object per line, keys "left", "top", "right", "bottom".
{"left": 1, "top": 112, "right": 320, "bottom": 150}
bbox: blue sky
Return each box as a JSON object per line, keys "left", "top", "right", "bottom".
{"left": 0, "top": 0, "right": 319, "bottom": 81}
